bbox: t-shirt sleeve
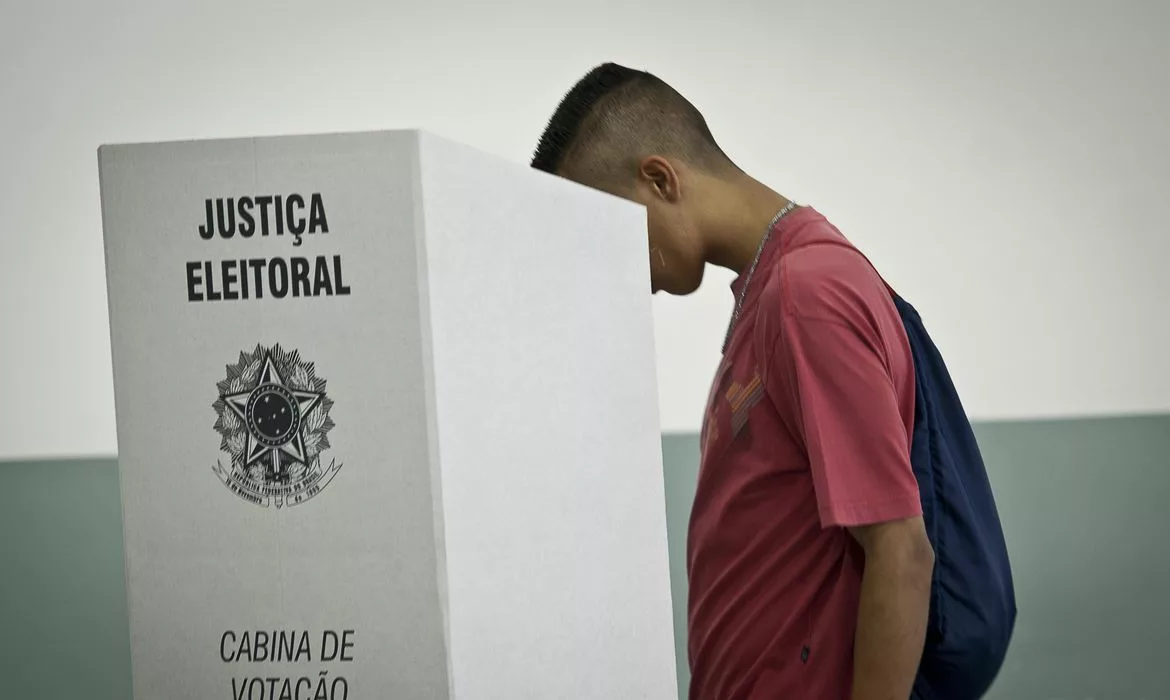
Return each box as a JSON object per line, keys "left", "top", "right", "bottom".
{"left": 758, "top": 246, "right": 922, "bottom": 529}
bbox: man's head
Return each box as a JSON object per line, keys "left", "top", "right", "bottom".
{"left": 531, "top": 63, "right": 738, "bottom": 295}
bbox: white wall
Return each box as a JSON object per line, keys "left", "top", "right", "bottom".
{"left": 2, "top": 0, "right": 1167, "bottom": 460}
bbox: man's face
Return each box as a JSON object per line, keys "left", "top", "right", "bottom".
{"left": 629, "top": 156, "right": 707, "bottom": 296}
{"left": 641, "top": 192, "right": 706, "bottom": 296}
{"left": 567, "top": 156, "right": 707, "bottom": 295}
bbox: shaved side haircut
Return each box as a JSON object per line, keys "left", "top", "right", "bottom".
{"left": 531, "top": 63, "right": 735, "bottom": 192}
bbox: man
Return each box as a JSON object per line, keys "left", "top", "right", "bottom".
{"left": 531, "top": 63, "right": 936, "bottom": 699}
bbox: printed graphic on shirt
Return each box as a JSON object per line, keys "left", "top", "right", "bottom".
{"left": 726, "top": 372, "right": 764, "bottom": 437}
{"left": 700, "top": 363, "right": 728, "bottom": 462}
{"left": 701, "top": 364, "right": 766, "bottom": 463}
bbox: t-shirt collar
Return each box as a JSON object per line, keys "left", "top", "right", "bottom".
{"left": 729, "top": 205, "right": 812, "bottom": 296}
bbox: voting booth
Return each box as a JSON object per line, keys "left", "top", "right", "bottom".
{"left": 98, "top": 130, "right": 678, "bottom": 700}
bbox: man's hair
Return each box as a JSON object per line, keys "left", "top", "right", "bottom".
{"left": 531, "top": 63, "right": 733, "bottom": 189}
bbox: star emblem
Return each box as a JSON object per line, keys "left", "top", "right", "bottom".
{"left": 222, "top": 353, "right": 323, "bottom": 476}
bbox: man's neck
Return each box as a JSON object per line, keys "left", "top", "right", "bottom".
{"left": 701, "top": 175, "right": 793, "bottom": 275}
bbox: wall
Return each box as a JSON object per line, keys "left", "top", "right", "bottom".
{"left": 4, "top": 416, "right": 1169, "bottom": 699}
{"left": 2, "top": 0, "right": 1169, "bottom": 460}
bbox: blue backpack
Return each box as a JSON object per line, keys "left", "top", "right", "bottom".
{"left": 891, "top": 293, "right": 1017, "bottom": 700}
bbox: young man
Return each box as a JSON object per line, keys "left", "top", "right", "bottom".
{"left": 532, "top": 64, "right": 935, "bottom": 699}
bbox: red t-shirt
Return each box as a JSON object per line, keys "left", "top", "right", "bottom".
{"left": 688, "top": 207, "right": 922, "bottom": 699}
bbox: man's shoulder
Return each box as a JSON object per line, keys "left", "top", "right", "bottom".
{"left": 766, "top": 222, "right": 889, "bottom": 324}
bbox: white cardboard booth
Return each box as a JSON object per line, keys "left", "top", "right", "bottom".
{"left": 98, "top": 130, "right": 678, "bottom": 700}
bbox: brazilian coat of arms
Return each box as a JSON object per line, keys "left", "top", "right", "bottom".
{"left": 212, "top": 344, "right": 341, "bottom": 507}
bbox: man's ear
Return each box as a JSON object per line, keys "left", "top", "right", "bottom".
{"left": 638, "top": 156, "right": 681, "bottom": 203}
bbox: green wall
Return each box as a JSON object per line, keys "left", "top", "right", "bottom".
{"left": 3, "top": 415, "right": 1169, "bottom": 699}
{"left": 0, "top": 458, "right": 132, "bottom": 699}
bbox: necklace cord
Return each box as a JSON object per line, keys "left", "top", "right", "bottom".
{"left": 721, "top": 202, "right": 799, "bottom": 354}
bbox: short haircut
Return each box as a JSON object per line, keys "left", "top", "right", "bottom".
{"left": 531, "top": 63, "right": 732, "bottom": 189}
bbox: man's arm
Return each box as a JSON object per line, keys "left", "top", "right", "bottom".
{"left": 849, "top": 517, "right": 934, "bottom": 700}
{"left": 756, "top": 244, "right": 931, "bottom": 698}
